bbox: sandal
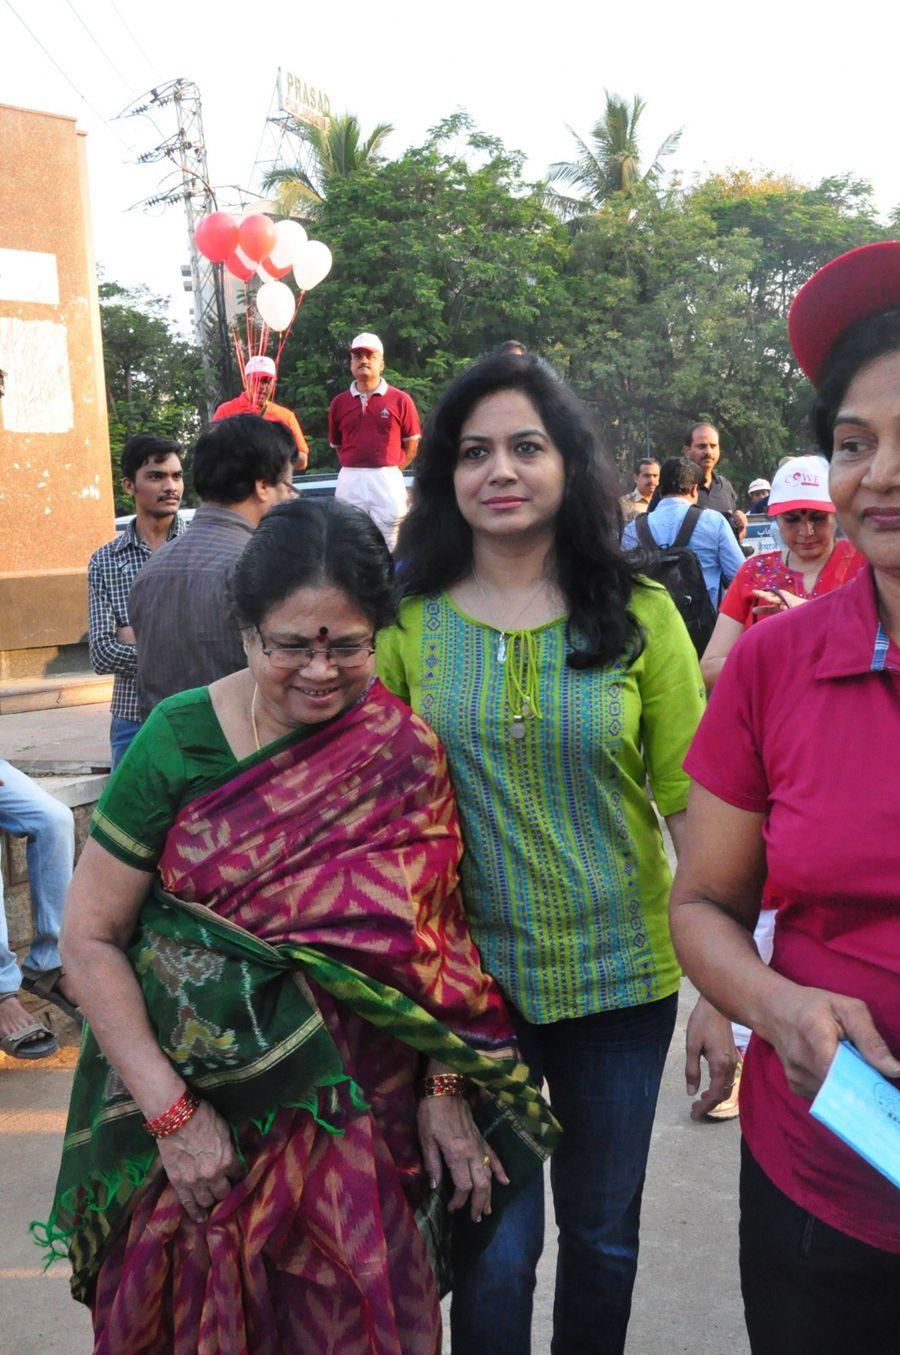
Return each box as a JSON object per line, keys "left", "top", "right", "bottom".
{"left": 20, "top": 966, "right": 84, "bottom": 1024}
{"left": 0, "top": 993, "right": 60, "bottom": 1059}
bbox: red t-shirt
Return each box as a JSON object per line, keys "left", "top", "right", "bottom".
{"left": 720, "top": 538, "right": 864, "bottom": 629}
{"left": 684, "top": 565, "right": 900, "bottom": 1252}
{"left": 328, "top": 385, "right": 421, "bottom": 469}
{"left": 212, "top": 393, "right": 309, "bottom": 460}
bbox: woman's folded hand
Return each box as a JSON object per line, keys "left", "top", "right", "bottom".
{"left": 765, "top": 986, "right": 900, "bottom": 1100}
{"left": 417, "top": 1093, "right": 508, "bottom": 1223}
{"left": 156, "top": 1101, "right": 244, "bottom": 1223}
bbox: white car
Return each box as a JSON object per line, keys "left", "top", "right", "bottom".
{"left": 115, "top": 472, "right": 414, "bottom": 530}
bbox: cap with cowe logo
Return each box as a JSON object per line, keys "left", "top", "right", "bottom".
{"left": 766, "top": 455, "right": 835, "bottom": 517}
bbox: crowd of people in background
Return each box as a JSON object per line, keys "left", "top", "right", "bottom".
{"left": 3, "top": 243, "right": 899, "bottom": 1355}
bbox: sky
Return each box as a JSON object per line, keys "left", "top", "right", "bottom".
{"left": 3, "top": 0, "right": 899, "bottom": 336}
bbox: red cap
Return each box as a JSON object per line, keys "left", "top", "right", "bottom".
{"left": 788, "top": 241, "right": 900, "bottom": 388}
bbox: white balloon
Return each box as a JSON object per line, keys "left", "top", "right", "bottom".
{"left": 256, "top": 262, "right": 275, "bottom": 283}
{"left": 292, "top": 240, "right": 333, "bottom": 291}
{"left": 256, "top": 280, "right": 296, "bottom": 332}
{"left": 269, "top": 219, "right": 308, "bottom": 270}
{"left": 234, "top": 244, "right": 255, "bottom": 270}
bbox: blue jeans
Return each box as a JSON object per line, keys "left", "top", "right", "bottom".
{"left": 0, "top": 761, "right": 75, "bottom": 994}
{"left": 110, "top": 715, "right": 141, "bottom": 770}
{"left": 451, "top": 993, "right": 678, "bottom": 1355}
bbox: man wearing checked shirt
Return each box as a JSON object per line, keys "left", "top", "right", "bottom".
{"left": 88, "top": 435, "right": 185, "bottom": 768}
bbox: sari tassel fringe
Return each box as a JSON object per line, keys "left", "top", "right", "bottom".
{"left": 30, "top": 1076, "right": 369, "bottom": 1269}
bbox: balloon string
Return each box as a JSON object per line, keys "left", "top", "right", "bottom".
{"left": 274, "top": 292, "right": 305, "bottom": 367}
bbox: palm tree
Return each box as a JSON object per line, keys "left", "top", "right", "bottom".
{"left": 547, "top": 93, "right": 682, "bottom": 218}
{"left": 262, "top": 113, "right": 394, "bottom": 217}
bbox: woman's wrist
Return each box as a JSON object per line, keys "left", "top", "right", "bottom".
{"left": 144, "top": 1087, "right": 200, "bottom": 1138}
{"left": 743, "top": 969, "right": 806, "bottom": 1048}
{"left": 421, "top": 1072, "right": 467, "bottom": 1099}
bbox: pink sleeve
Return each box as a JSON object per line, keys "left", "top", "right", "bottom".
{"left": 683, "top": 628, "right": 770, "bottom": 813}
{"left": 399, "top": 393, "right": 422, "bottom": 440}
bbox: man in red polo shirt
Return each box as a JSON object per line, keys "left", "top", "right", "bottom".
{"left": 213, "top": 355, "right": 309, "bottom": 470}
{"left": 328, "top": 332, "right": 422, "bottom": 548}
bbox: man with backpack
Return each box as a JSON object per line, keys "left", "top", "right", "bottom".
{"left": 621, "top": 457, "right": 745, "bottom": 653}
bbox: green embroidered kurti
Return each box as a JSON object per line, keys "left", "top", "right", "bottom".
{"left": 376, "top": 582, "right": 705, "bottom": 1023}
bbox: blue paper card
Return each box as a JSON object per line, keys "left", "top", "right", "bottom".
{"left": 810, "top": 1041, "right": 900, "bottom": 1191}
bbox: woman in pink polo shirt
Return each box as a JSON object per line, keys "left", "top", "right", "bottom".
{"left": 694, "top": 455, "right": 865, "bottom": 1122}
{"left": 671, "top": 242, "right": 900, "bottom": 1353}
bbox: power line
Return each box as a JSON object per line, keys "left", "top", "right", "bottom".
{"left": 3, "top": 0, "right": 131, "bottom": 151}
{"left": 63, "top": 0, "right": 134, "bottom": 97}
{"left": 106, "top": 0, "right": 158, "bottom": 81}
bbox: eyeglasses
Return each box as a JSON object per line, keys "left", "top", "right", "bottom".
{"left": 254, "top": 628, "right": 376, "bottom": 670}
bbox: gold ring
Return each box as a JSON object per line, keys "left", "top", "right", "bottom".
{"left": 482, "top": 1154, "right": 491, "bottom": 1167}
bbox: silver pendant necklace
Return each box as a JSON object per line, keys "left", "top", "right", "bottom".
{"left": 472, "top": 573, "right": 548, "bottom": 665}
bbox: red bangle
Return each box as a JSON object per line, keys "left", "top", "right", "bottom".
{"left": 144, "top": 1088, "right": 199, "bottom": 1139}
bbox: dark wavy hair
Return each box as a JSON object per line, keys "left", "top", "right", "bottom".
{"left": 811, "top": 309, "right": 900, "bottom": 458}
{"left": 397, "top": 353, "right": 645, "bottom": 668}
{"left": 231, "top": 497, "right": 397, "bottom": 632}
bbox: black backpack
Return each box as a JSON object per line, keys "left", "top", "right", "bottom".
{"left": 633, "top": 506, "right": 717, "bottom": 656}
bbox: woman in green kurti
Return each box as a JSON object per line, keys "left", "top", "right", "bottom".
{"left": 378, "top": 353, "right": 706, "bottom": 1355}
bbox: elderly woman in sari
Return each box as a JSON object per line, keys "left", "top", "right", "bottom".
{"left": 41, "top": 498, "right": 556, "bottom": 1355}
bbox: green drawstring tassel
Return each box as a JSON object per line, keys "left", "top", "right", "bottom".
{"left": 503, "top": 630, "right": 544, "bottom": 735}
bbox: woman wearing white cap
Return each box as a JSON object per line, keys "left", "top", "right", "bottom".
{"left": 700, "top": 454, "right": 864, "bottom": 692}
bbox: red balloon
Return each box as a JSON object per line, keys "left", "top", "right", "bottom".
{"left": 238, "top": 214, "right": 277, "bottom": 263}
{"left": 194, "top": 212, "right": 238, "bottom": 264}
{"left": 260, "top": 255, "right": 292, "bottom": 280}
{"left": 224, "top": 250, "right": 254, "bottom": 281}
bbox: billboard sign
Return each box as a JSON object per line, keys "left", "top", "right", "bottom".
{"left": 279, "top": 70, "right": 331, "bottom": 129}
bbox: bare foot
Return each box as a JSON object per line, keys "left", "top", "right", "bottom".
{"left": 0, "top": 993, "right": 40, "bottom": 1039}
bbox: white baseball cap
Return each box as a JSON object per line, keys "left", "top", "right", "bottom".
{"left": 245, "top": 355, "right": 277, "bottom": 378}
{"left": 767, "top": 455, "right": 835, "bottom": 517}
{"left": 748, "top": 478, "right": 771, "bottom": 495}
{"left": 350, "top": 332, "right": 383, "bottom": 354}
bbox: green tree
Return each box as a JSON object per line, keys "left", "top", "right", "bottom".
{"left": 99, "top": 281, "right": 207, "bottom": 510}
{"left": 557, "top": 170, "right": 885, "bottom": 485}
{"left": 277, "top": 114, "right": 567, "bottom": 466}
{"left": 261, "top": 113, "right": 394, "bottom": 216}
{"left": 548, "top": 92, "right": 682, "bottom": 218}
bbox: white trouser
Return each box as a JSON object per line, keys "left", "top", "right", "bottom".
{"left": 335, "top": 466, "right": 408, "bottom": 550}
{"left": 732, "top": 909, "right": 777, "bottom": 1054}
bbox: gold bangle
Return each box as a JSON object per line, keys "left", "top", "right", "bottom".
{"left": 421, "top": 1073, "right": 467, "bottom": 1098}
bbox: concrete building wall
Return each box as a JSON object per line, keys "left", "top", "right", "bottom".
{"left": 0, "top": 104, "right": 115, "bottom": 672}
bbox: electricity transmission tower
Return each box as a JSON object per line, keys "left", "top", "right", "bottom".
{"left": 120, "top": 78, "right": 235, "bottom": 405}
